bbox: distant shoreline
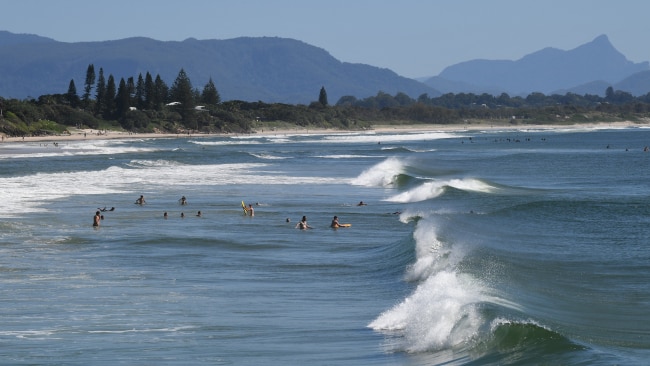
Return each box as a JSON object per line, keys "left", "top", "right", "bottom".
{"left": 0, "top": 121, "right": 646, "bottom": 145}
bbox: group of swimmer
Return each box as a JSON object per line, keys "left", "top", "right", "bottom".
{"left": 94, "top": 194, "right": 361, "bottom": 230}
{"left": 292, "top": 215, "right": 343, "bottom": 229}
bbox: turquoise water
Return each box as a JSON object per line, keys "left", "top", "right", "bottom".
{"left": 1, "top": 127, "right": 649, "bottom": 365}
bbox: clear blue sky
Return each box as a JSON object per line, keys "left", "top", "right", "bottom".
{"left": 2, "top": 0, "right": 648, "bottom": 78}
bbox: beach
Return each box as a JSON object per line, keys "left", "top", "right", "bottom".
{"left": 0, "top": 120, "right": 645, "bottom": 145}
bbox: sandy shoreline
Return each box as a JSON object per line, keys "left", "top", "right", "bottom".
{"left": 0, "top": 121, "right": 646, "bottom": 144}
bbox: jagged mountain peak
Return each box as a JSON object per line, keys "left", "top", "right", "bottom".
{"left": 429, "top": 35, "right": 649, "bottom": 96}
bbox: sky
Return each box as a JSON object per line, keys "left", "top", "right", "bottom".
{"left": 2, "top": 0, "right": 649, "bottom": 78}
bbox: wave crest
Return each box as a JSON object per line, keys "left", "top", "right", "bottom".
{"left": 369, "top": 271, "right": 484, "bottom": 353}
{"left": 386, "top": 178, "right": 498, "bottom": 203}
{"left": 351, "top": 157, "right": 406, "bottom": 187}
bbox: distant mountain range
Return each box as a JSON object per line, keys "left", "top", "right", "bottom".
{"left": 0, "top": 31, "right": 437, "bottom": 104}
{"left": 424, "top": 35, "right": 650, "bottom": 97}
{"left": 0, "top": 31, "right": 649, "bottom": 103}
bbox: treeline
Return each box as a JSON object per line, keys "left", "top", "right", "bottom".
{"left": 337, "top": 86, "right": 648, "bottom": 110}
{"left": 331, "top": 86, "right": 650, "bottom": 124}
{"left": 67, "top": 64, "right": 226, "bottom": 132}
{"left": 0, "top": 64, "right": 259, "bottom": 136}
{"left": 2, "top": 63, "right": 650, "bottom": 137}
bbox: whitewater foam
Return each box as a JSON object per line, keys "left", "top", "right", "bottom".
{"left": 351, "top": 157, "right": 405, "bottom": 187}
{"left": 250, "top": 153, "right": 288, "bottom": 160}
{"left": 0, "top": 160, "right": 340, "bottom": 218}
{"left": 386, "top": 178, "right": 498, "bottom": 203}
{"left": 320, "top": 131, "right": 462, "bottom": 144}
{"left": 369, "top": 270, "right": 484, "bottom": 352}
{"left": 369, "top": 217, "right": 487, "bottom": 352}
{"left": 0, "top": 140, "right": 160, "bottom": 159}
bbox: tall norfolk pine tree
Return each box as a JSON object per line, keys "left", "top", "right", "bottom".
{"left": 83, "top": 64, "right": 95, "bottom": 108}
{"left": 67, "top": 79, "right": 79, "bottom": 108}
{"left": 115, "top": 78, "right": 130, "bottom": 119}
{"left": 135, "top": 73, "right": 145, "bottom": 109}
{"left": 201, "top": 77, "right": 221, "bottom": 105}
{"left": 169, "top": 68, "right": 196, "bottom": 128}
{"left": 94, "top": 68, "right": 106, "bottom": 115}
{"left": 144, "top": 72, "right": 155, "bottom": 110}
{"left": 319, "top": 86, "right": 328, "bottom": 106}
{"left": 104, "top": 75, "right": 116, "bottom": 118}
{"left": 153, "top": 74, "right": 168, "bottom": 110}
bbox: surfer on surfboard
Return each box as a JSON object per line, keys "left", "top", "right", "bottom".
{"left": 330, "top": 215, "right": 351, "bottom": 228}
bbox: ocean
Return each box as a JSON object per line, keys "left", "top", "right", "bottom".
{"left": 1, "top": 126, "right": 649, "bottom": 365}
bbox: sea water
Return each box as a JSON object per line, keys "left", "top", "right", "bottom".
{"left": 1, "top": 126, "right": 649, "bottom": 365}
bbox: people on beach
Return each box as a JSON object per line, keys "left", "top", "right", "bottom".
{"left": 330, "top": 215, "right": 341, "bottom": 228}
{"left": 93, "top": 211, "right": 101, "bottom": 227}
{"left": 135, "top": 195, "right": 146, "bottom": 205}
{"left": 297, "top": 216, "right": 311, "bottom": 230}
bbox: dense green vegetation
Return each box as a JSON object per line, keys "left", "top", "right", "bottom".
{"left": 2, "top": 65, "right": 650, "bottom": 137}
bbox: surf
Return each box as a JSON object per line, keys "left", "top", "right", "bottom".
{"left": 368, "top": 217, "right": 489, "bottom": 354}
{"left": 385, "top": 178, "right": 499, "bottom": 203}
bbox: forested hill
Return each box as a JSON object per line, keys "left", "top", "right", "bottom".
{"left": 0, "top": 31, "right": 438, "bottom": 103}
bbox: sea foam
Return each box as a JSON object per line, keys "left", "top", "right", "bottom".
{"left": 369, "top": 270, "right": 484, "bottom": 352}
{"left": 369, "top": 217, "right": 486, "bottom": 352}
{"left": 386, "top": 178, "right": 498, "bottom": 203}
{"left": 351, "top": 157, "right": 405, "bottom": 187}
{"left": 0, "top": 160, "right": 339, "bottom": 218}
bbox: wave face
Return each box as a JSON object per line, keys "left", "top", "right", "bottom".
{"left": 364, "top": 128, "right": 650, "bottom": 364}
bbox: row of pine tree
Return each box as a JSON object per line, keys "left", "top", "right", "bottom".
{"left": 66, "top": 65, "right": 221, "bottom": 122}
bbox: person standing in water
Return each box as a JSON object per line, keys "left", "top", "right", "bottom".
{"left": 297, "top": 215, "right": 311, "bottom": 230}
{"left": 93, "top": 211, "right": 101, "bottom": 227}
{"left": 248, "top": 204, "right": 254, "bottom": 217}
{"left": 330, "top": 215, "right": 341, "bottom": 228}
{"left": 135, "top": 195, "right": 146, "bottom": 205}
